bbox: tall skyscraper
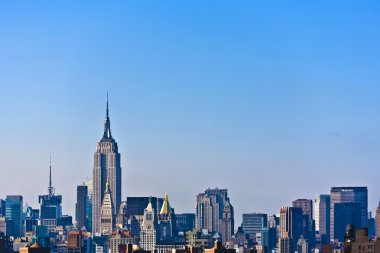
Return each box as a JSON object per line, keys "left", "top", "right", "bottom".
{"left": 196, "top": 188, "right": 233, "bottom": 239}
{"left": 242, "top": 213, "right": 268, "bottom": 240}
{"left": 376, "top": 203, "right": 380, "bottom": 238}
{"left": 92, "top": 96, "right": 122, "bottom": 234}
{"left": 39, "top": 158, "right": 62, "bottom": 233}
{"left": 330, "top": 187, "right": 368, "bottom": 241}
{"left": 76, "top": 185, "right": 88, "bottom": 229}
{"left": 315, "top": 194, "right": 330, "bottom": 244}
{"left": 5, "top": 195, "right": 23, "bottom": 237}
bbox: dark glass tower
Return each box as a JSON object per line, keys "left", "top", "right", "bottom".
{"left": 76, "top": 185, "right": 88, "bottom": 229}
{"left": 92, "top": 95, "right": 122, "bottom": 234}
{"left": 5, "top": 195, "right": 23, "bottom": 237}
{"left": 39, "top": 158, "right": 62, "bottom": 233}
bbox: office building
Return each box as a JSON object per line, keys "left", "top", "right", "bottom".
{"left": 242, "top": 213, "right": 267, "bottom": 240}
{"left": 157, "top": 194, "right": 174, "bottom": 242}
{"left": 334, "top": 202, "right": 361, "bottom": 242}
{"left": 221, "top": 198, "right": 234, "bottom": 247}
{"left": 195, "top": 188, "right": 232, "bottom": 236}
{"left": 176, "top": 213, "right": 195, "bottom": 233}
{"left": 84, "top": 178, "right": 93, "bottom": 232}
{"left": 92, "top": 96, "right": 122, "bottom": 234}
{"left": 292, "top": 199, "right": 314, "bottom": 247}
{"left": 140, "top": 198, "right": 157, "bottom": 251}
{"left": 330, "top": 187, "right": 368, "bottom": 241}
{"left": 5, "top": 195, "right": 23, "bottom": 237}
{"left": 315, "top": 194, "right": 330, "bottom": 244}
{"left": 76, "top": 185, "right": 88, "bottom": 229}
{"left": 39, "top": 159, "right": 62, "bottom": 233}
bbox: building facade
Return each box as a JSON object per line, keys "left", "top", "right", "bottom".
{"left": 100, "top": 179, "right": 115, "bottom": 234}
{"left": 39, "top": 159, "right": 62, "bottom": 233}
{"left": 195, "top": 188, "right": 232, "bottom": 236}
{"left": 376, "top": 203, "right": 380, "bottom": 239}
{"left": 221, "top": 199, "right": 234, "bottom": 248}
{"left": 92, "top": 97, "right": 122, "bottom": 234}
{"left": 5, "top": 195, "right": 23, "bottom": 237}
{"left": 330, "top": 187, "right": 368, "bottom": 241}
{"left": 140, "top": 199, "right": 157, "bottom": 252}
{"left": 315, "top": 194, "right": 330, "bottom": 244}
{"left": 76, "top": 185, "right": 88, "bottom": 229}
{"left": 242, "top": 213, "right": 268, "bottom": 240}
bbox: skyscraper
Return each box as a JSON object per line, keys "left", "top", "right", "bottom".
{"left": 292, "top": 199, "right": 314, "bottom": 248}
{"left": 279, "top": 207, "right": 303, "bottom": 251}
{"left": 157, "top": 194, "right": 173, "bottom": 243}
{"left": 333, "top": 202, "right": 361, "bottom": 242}
{"left": 92, "top": 96, "right": 122, "bottom": 234}
{"left": 330, "top": 187, "right": 368, "bottom": 241}
{"left": 39, "top": 158, "right": 62, "bottom": 233}
{"left": 196, "top": 188, "right": 233, "bottom": 238}
{"left": 76, "top": 185, "right": 88, "bottom": 229}
{"left": 100, "top": 178, "right": 115, "bottom": 234}
{"left": 242, "top": 213, "right": 268, "bottom": 240}
{"left": 315, "top": 194, "right": 330, "bottom": 244}
{"left": 5, "top": 195, "right": 23, "bottom": 237}
{"left": 221, "top": 199, "right": 234, "bottom": 248}
{"left": 376, "top": 203, "right": 380, "bottom": 238}
{"left": 84, "top": 178, "right": 93, "bottom": 232}
{"left": 140, "top": 198, "right": 157, "bottom": 251}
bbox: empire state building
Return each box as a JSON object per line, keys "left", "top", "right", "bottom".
{"left": 92, "top": 96, "right": 122, "bottom": 234}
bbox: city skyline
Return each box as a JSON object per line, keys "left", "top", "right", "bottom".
{"left": 1, "top": 1, "right": 380, "bottom": 228}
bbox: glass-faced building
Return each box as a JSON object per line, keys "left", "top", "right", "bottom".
{"left": 330, "top": 187, "right": 367, "bottom": 241}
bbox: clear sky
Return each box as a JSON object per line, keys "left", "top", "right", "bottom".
{"left": 0, "top": 1, "right": 380, "bottom": 225}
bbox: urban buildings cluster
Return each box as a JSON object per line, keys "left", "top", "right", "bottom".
{"left": 1, "top": 99, "right": 380, "bottom": 253}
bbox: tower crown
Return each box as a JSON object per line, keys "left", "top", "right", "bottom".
{"left": 160, "top": 193, "right": 171, "bottom": 215}
{"left": 102, "top": 92, "right": 112, "bottom": 140}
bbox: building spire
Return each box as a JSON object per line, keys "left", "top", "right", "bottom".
{"left": 48, "top": 156, "right": 55, "bottom": 195}
{"left": 103, "top": 92, "right": 112, "bottom": 139}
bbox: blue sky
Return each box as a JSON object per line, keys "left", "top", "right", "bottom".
{"left": 0, "top": 1, "right": 380, "bottom": 224}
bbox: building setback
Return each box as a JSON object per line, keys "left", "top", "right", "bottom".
{"left": 92, "top": 96, "right": 122, "bottom": 234}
